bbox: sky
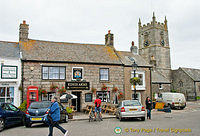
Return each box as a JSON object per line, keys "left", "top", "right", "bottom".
{"left": 0, "top": 0, "right": 200, "bottom": 69}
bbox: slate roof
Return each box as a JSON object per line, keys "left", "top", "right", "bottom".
{"left": 151, "top": 71, "right": 171, "bottom": 83}
{"left": 116, "top": 51, "right": 152, "bottom": 67}
{"left": 180, "top": 67, "right": 200, "bottom": 82}
{"left": 20, "top": 39, "right": 122, "bottom": 65}
{"left": 0, "top": 41, "right": 20, "bottom": 58}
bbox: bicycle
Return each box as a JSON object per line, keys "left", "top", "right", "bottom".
{"left": 88, "top": 108, "right": 102, "bottom": 122}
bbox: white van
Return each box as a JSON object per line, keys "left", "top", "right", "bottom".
{"left": 158, "top": 92, "right": 186, "bottom": 109}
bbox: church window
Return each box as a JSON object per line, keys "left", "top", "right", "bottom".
{"left": 179, "top": 81, "right": 183, "bottom": 87}
{"left": 144, "top": 32, "right": 149, "bottom": 46}
{"left": 160, "top": 31, "right": 165, "bottom": 46}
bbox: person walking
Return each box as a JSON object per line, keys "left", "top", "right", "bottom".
{"left": 94, "top": 95, "right": 102, "bottom": 121}
{"left": 48, "top": 96, "right": 68, "bottom": 136}
{"left": 145, "top": 96, "right": 152, "bottom": 120}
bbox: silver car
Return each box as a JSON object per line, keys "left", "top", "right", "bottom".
{"left": 116, "top": 100, "right": 145, "bottom": 121}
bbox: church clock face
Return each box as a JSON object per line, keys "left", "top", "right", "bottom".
{"left": 160, "top": 40, "right": 165, "bottom": 46}
{"left": 144, "top": 40, "right": 149, "bottom": 47}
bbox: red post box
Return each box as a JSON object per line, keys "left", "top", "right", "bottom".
{"left": 27, "top": 86, "right": 39, "bottom": 109}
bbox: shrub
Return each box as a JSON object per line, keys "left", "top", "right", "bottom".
{"left": 196, "top": 96, "right": 200, "bottom": 100}
{"left": 18, "top": 100, "right": 27, "bottom": 112}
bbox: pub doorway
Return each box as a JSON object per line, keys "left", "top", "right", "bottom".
{"left": 72, "top": 92, "right": 81, "bottom": 112}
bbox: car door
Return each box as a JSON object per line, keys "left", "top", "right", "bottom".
{"left": 6, "top": 103, "right": 23, "bottom": 124}
{"left": 1, "top": 103, "right": 16, "bottom": 125}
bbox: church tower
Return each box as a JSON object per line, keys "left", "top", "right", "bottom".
{"left": 138, "top": 12, "right": 171, "bottom": 80}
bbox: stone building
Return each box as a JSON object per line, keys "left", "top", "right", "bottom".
{"left": 138, "top": 13, "right": 171, "bottom": 97}
{"left": 172, "top": 67, "right": 200, "bottom": 101}
{"left": 0, "top": 41, "right": 22, "bottom": 107}
{"left": 18, "top": 20, "right": 152, "bottom": 110}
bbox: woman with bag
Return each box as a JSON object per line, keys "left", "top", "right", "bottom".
{"left": 145, "top": 96, "right": 152, "bottom": 120}
{"left": 48, "top": 96, "right": 68, "bottom": 136}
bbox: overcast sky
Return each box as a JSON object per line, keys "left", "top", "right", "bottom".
{"left": 0, "top": 0, "right": 200, "bottom": 69}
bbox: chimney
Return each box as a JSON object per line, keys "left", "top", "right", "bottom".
{"left": 105, "top": 30, "right": 114, "bottom": 46}
{"left": 19, "top": 20, "right": 29, "bottom": 42}
{"left": 130, "top": 41, "right": 138, "bottom": 54}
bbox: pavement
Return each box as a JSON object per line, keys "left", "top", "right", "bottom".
{"left": 69, "top": 101, "right": 200, "bottom": 121}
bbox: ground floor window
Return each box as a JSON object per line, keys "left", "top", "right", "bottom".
{"left": 85, "top": 93, "right": 92, "bottom": 102}
{"left": 41, "top": 92, "right": 55, "bottom": 101}
{"left": 0, "top": 87, "right": 14, "bottom": 104}
{"left": 96, "top": 91, "right": 110, "bottom": 102}
{"left": 132, "top": 92, "right": 141, "bottom": 103}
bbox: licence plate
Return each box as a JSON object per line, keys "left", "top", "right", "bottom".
{"left": 175, "top": 102, "right": 179, "bottom": 104}
{"left": 31, "top": 118, "right": 42, "bottom": 121}
{"left": 129, "top": 109, "right": 137, "bottom": 111}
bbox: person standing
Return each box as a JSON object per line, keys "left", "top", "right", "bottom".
{"left": 94, "top": 95, "right": 102, "bottom": 121}
{"left": 48, "top": 96, "right": 68, "bottom": 136}
{"left": 145, "top": 96, "right": 152, "bottom": 120}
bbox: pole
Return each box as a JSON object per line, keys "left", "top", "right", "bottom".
{"left": 134, "top": 69, "right": 137, "bottom": 100}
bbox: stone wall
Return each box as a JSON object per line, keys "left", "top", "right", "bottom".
{"left": 172, "top": 69, "right": 195, "bottom": 101}
{"left": 195, "top": 82, "right": 200, "bottom": 97}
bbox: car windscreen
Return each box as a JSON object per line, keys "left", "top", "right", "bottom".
{"left": 29, "top": 102, "right": 51, "bottom": 109}
{"left": 123, "top": 101, "right": 141, "bottom": 106}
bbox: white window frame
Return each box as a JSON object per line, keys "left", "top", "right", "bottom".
{"left": 72, "top": 67, "right": 84, "bottom": 80}
{"left": 131, "top": 71, "right": 146, "bottom": 90}
{"left": 42, "top": 66, "right": 66, "bottom": 80}
{"left": 96, "top": 91, "right": 110, "bottom": 102}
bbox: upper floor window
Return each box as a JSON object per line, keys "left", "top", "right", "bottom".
{"left": 42, "top": 66, "right": 66, "bottom": 80}
{"left": 99, "top": 68, "right": 109, "bottom": 81}
{"left": 131, "top": 71, "right": 146, "bottom": 90}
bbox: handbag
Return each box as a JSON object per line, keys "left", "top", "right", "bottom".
{"left": 47, "top": 113, "right": 54, "bottom": 125}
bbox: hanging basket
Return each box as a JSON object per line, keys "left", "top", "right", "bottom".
{"left": 130, "top": 77, "right": 141, "bottom": 85}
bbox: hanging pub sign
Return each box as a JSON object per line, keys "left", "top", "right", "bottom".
{"left": 72, "top": 67, "right": 83, "bottom": 80}
{"left": 66, "top": 81, "right": 90, "bottom": 90}
{"left": 1, "top": 65, "right": 18, "bottom": 79}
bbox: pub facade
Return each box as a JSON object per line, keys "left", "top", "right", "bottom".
{"left": 17, "top": 20, "right": 152, "bottom": 111}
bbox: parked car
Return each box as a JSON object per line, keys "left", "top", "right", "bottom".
{"left": 157, "top": 92, "right": 186, "bottom": 109}
{"left": 0, "top": 102, "right": 25, "bottom": 132}
{"left": 25, "top": 101, "right": 68, "bottom": 127}
{"left": 116, "top": 100, "right": 145, "bottom": 121}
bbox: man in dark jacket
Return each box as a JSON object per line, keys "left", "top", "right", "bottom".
{"left": 145, "top": 96, "right": 152, "bottom": 119}
{"left": 48, "top": 96, "right": 68, "bottom": 136}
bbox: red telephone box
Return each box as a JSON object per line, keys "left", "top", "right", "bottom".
{"left": 27, "top": 86, "right": 39, "bottom": 109}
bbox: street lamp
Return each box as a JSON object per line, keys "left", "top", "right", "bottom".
{"left": 132, "top": 61, "right": 137, "bottom": 100}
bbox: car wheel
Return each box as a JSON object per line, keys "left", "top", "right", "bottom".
{"left": 0, "top": 118, "right": 5, "bottom": 132}
{"left": 21, "top": 116, "right": 25, "bottom": 126}
{"left": 25, "top": 122, "right": 32, "bottom": 128}
{"left": 141, "top": 117, "right": 145, "bottom": 121}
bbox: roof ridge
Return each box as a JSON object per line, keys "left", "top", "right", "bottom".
{"left": 28, "top": 39, "right": 105, "bottom": 46}
{"left": 180, "top": 67, "right": 197, "bottom": 81}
